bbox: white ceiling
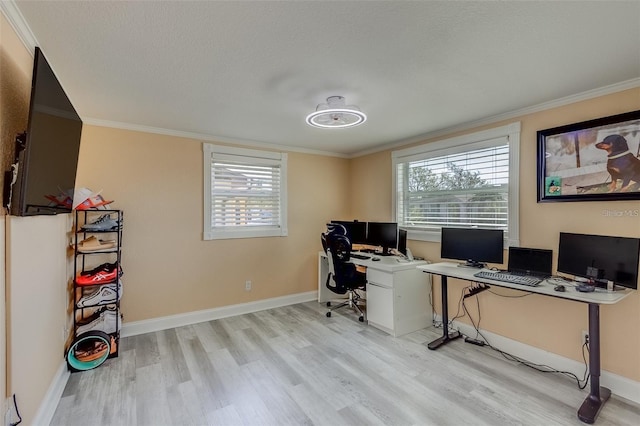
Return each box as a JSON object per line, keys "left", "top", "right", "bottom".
{"left": 7, "top": 1, "right": 640, "bottom": 156}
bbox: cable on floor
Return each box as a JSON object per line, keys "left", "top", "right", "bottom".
{"left": 460, "top": 292, "right": 590, "bottom": 390}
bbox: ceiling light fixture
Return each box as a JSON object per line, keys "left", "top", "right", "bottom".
{"left": 305, "top": 96, "right": 367, "bottom": 129}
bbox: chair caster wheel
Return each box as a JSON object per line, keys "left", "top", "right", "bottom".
{"left": 359, "top": 316, "right": 365, "bottom": 322}
{"left": 326, "top": 302, "right": 331, "bottom": 307}
{"left": 326, "top": 312, "right": 331, "bottom": 317}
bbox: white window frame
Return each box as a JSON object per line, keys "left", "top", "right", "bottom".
{"left": 203, "top": 144, "right": 288, "bottom": 240}
{"left": 392, "top": 122, "right": 520, "bottom": 247}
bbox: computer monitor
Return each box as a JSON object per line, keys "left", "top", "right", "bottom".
{"left": 440, "top": 227, "right": 504, "bottom": 268}
{"left": 558, "top": 232, "right": 640, "bottom": 289}
{"left": 367, "top": 222, "right": 398, "bottom": 255}
{"left": 330, "top": 220, "right": 367, "bottom": 245}
{"left": 398, "top": 228, "right": 408, "bottom": 256}
{"left": 508, "top": 247, "right": 553, "bottom": 277}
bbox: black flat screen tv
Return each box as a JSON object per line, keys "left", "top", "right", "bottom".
{"left": 558, "top": 232, "right": 640, "bottom": 290}
{"left": 7, "top": 47, "right": 82, "bottom": 216}
{"left": 441, "top": 227, "right": 504, "bottom": 267}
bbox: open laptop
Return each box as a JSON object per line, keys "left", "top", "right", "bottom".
{"left": 507, "top": 247, "right": 553, "bottom": 279}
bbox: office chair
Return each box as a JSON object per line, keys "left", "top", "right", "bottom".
{"left": 322, "top": 231, "right": 367, "bottom": 322}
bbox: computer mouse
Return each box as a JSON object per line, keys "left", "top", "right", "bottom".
{"left": 554, "top": 285, "right": 565, "bottom": 292}
{"left": 372, "top": 257, "right": 381, "bottom": 261}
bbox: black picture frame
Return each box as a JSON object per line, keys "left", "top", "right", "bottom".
{"left": 537, "top": 110, "right": 640, "bottom": 202}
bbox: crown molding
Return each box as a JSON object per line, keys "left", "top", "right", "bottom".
{"left": 0, "top": 0, "right": 38, "bottom": 54}
{"left": 350, "top": 78, "right": 640, "bottom": 158}
{"left": 83, "top": 118, "right": 349, "bottom": 158}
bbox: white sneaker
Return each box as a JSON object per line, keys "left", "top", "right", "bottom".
{"left": 76, "top": 310, "right": 121, "bottom": 336}
{"left": 77, "top": 281, "right": 122, "bottom": 308}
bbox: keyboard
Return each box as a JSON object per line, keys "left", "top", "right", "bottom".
{"left": 350, "top": 253, "right": 371, "bottom": 260}
{"left": 473, "top": 270, "right": 542, "bottom": 287}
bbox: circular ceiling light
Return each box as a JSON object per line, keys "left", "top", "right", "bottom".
{"left": 305, "top": 96, "right": 367, "bottom": 129}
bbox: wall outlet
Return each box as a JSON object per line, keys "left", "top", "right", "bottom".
{"left": 582, "top": 330, "right": 589, "bottom": 345}
{"left": 245, "top": 280, "right": 252, "bottom": 291}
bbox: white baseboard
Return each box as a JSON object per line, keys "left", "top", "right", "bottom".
{"left": 436, "top": 315, "right": 640, "bottom": 404}
{"left": 121, "top": 290, "right": 317, "bottom": 337}
{"left": 31, "top": 361, "right": 70, "bottom": 426}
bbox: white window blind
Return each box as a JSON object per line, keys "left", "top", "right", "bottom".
{"left": 393, "top": 123, "right": 520, "bottom": 245}
{"left": 204, "top": 144, "right": 287, "bottom": 240}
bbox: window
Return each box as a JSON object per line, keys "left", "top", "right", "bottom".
{"left": 392, "top": 122, "right": 520, "bottom": 246}
{"left": 203, "top": 144, "right": 287, "bottom": 240}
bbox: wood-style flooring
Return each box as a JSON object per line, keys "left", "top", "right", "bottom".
{"left": 51, "top": 302, "right": 640, "bottom": 425}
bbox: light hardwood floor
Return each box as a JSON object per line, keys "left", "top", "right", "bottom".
{"left": 51, "top": 302, "right": 640, "bottom": 425}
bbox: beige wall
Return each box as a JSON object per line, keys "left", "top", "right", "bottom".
{"left": 350, "top": 88, "right": 640, "bottom": 381}
{"left": 75, "top": 126, "right": 350, "bottom": 322}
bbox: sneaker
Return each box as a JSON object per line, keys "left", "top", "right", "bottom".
{"left": 76, "top": 265, "right": 122, "bottom": 286}
{"left": 80, "top": 262, "right": 118, "bottom": 276}
{"left": 81, "top": 214, "right": 121, "bottom": 231}
{"left": 77, "top": 281, "right": 122, "bottom": 308}
{"left": 76, "top": 309, "right": 121, "bottom": 336}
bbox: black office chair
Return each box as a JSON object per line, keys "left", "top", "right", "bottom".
{"left": 322, "top": 231, "right": 367, "bottom": 322}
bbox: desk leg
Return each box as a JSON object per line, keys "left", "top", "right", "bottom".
{"left": 577, "top": 303, "right": 610, "bottom": 424}
{"left": 427, "top": 275, "right": 461, "bottom": 350}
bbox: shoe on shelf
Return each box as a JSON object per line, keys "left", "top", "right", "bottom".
{"left": 73, "top": 188, "right": 113, "bottom": 211}
{"left": 76, "top": 266, "right": 122, "bottom": 286}
{"left": 81, "top": 214, "right": 121, "bottom": 231}
{"left": 76, "top": 236, "right": 117, "bottom": 253}
{"left": 80, "top": 262, "right": 118, "bottom": 276}
{"left": 76, "top": 309, "right": 121, "bottom": 336}
{"left": 77, "top": 281, "right": 122, "bottom": 308}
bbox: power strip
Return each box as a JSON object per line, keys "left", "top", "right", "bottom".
{"left": 464, "top": 283, "right": 490, "bottom": 298}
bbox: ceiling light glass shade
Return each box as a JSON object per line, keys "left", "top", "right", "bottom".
{"left": 306, "top": 96, "right": 367, "bottom": 129}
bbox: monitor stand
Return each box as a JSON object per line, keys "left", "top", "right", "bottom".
{"left": 458, "top": 260, "right": 485, "bottom": 268}
{"left": 376, "top": 247, "right": 394, "bottom": 256}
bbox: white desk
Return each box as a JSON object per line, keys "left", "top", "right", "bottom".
{"left": 418, "top": 262, "right": 633, "bottom": 424}
{"left": 318, "top": 252, "right": 430, "bottom": 336}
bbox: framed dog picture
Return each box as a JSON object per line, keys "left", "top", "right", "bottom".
{"left": 537, "top": 110, "right": 640, "bottom": 202}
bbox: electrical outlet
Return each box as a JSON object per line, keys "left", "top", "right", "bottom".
{"left": 582, "top": 330, "right": 589, "bottom": 344}
{"left": 245, "top": 280, "right": 252, "bottom": 291}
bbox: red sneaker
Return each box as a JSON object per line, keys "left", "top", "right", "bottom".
{"left": 76, "top": 267, "right": 122, "bottom": 286}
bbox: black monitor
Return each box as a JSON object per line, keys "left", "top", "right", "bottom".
{"left": 330, "top": 220, "right": 367, "bottom": 245}
{"left": 398, "top": 228, "right": 408, "bottom": 256}
{"left": 558, "top": 232, "right": 640, "bottom": 290}
{"left": 367, "top": 222, "right": 398, "bottom": 255}
{"left": 440, "top": 227, "right": 504, "bottom": 267}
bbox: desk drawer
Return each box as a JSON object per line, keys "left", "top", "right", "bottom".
{"left": 367, "top": 268, "right": 394, "bottom": 287}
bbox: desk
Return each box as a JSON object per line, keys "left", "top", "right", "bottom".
{"left": 318, "top": 252, "right": 430, "bottom": 336}
{"left": 418, "top": 262, "right": 633, "bottom": 424}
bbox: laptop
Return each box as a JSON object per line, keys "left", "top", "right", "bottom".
{"left": 507, "top": 247, "right": 553, "bottom": 279}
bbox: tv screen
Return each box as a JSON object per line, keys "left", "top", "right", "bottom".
{"left": 367, "top": 222, "right": 398, "bottom": 255}
{"left": 441, "top": 227, "right": 504, "bottom": 267}
{"left": 9, "top": 47, "right": 82, "bottom": 216}
{"left": 330, "top": 220, "right": 367, "bottom": 245}
{"left": 558, "top": 232, "right": 640, "bottom": 289}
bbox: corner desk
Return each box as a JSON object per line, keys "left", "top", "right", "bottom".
{"left": 417, "top": 262, "right": 633, "bottom": 424}
{"left": 318, "top": 252, "right": 430, "bottom": 337}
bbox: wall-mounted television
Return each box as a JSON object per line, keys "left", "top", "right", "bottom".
{"left": 558, "top": 232, "right": 640, "bottom": 290}
{"left": 4, "top": 47, "right": 82, "bottom": 216}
